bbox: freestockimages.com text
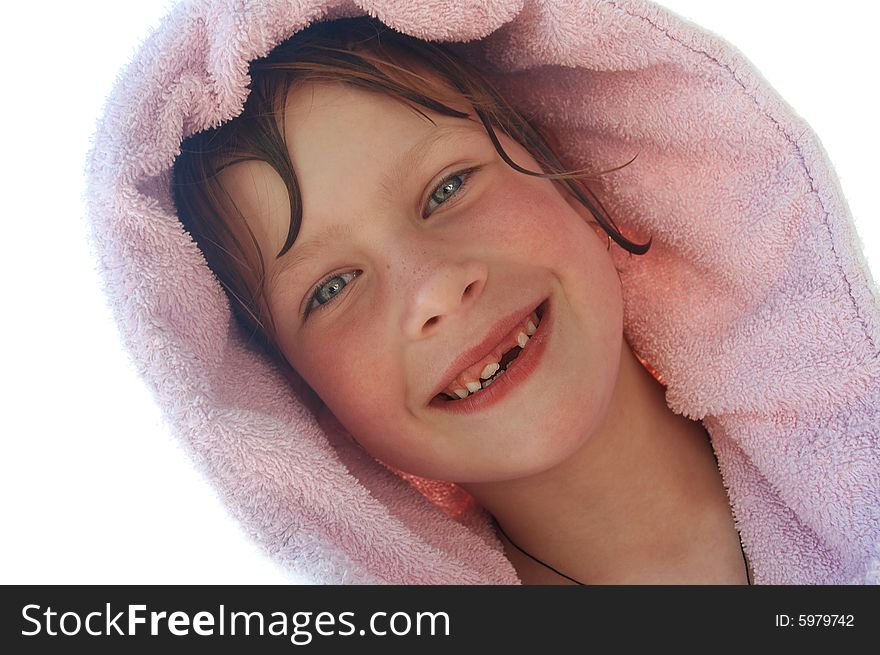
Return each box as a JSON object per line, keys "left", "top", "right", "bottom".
{"left": 21, "top": 604, "right": 451, "bottom": 645}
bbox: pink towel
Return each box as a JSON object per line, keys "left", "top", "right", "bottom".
{"left": 85, "top": 0, "right": 880, "bottom": 584}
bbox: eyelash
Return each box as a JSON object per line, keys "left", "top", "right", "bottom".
{"left": 303, "top": 167, "right": 479, "bottom": 319}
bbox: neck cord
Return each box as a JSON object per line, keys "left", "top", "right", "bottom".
{"left": 493, "top": 518, "right": 586, "bottom": 585}
{"left": 493, "top": 517, "right": 752, "bottom": 585}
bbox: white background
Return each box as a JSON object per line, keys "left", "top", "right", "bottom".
{"left": 2, "top": 1, "right": 877, "bottom": 584}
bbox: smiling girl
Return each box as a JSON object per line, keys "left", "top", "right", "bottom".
{"left": 172, "top": 17, "right": 753, "bottom": 584}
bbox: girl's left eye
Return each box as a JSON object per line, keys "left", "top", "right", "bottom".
{"left": 423, "top": 166, "right": 479, "bottom": 217}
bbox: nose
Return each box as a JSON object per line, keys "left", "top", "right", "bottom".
{"left": 401, "top": 259, "right": 488, "bottom": 339}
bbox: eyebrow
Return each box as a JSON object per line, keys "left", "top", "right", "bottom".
{"left": 270, "top": 123, "right": 476, "bottom": 289}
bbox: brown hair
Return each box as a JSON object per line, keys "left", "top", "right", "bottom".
{"left": 172, "top": 16, "right": 651, "bottom": 399}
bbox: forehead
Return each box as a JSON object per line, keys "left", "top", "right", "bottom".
{"left": 282, "top": 81, "right": 472, "bottom": 189}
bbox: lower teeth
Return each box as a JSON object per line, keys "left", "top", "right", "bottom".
{"left": 467, "top": 360, "right": 512, "bottom": 396}
{"left": 482, "top": 366, "right": 506, "bottom": 388}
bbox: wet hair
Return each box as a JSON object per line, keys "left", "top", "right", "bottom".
{"left": 172, "top": 15, "right": 651, "bottom": 399}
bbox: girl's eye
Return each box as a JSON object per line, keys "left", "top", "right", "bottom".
{"left": 423, "top": 167, "right": 479, "bottom": 217}
{"left": 306, "top": 270, "right": 360, "bottom": 317}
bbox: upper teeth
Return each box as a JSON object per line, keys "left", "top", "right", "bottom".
{"left": 480, "top": 362, "right": 500, "bottom": 379}
{"left": 441, "top": 310, "right": 541, "bottom": 400}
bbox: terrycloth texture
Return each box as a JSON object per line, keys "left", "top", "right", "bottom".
{"left": 85, "top": 0, "right": 880, "bottom": 584}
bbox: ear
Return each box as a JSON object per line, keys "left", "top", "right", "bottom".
{"left": 558, "top": 185, "right": 606, "bottom": 243}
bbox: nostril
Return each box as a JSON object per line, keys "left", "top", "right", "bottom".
{"left": 424, "top": 316, "right": 439, "bottom": 329}
{"left": 463, "top": 281, "right": 478, "bottom": 298}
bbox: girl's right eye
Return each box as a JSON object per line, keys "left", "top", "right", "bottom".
{"left": 305, "top": 270, "right": 360, "bottom": 318}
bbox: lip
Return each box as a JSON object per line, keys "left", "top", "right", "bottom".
{"left": 428, "top": 297, "right": 552, "bottom": 413}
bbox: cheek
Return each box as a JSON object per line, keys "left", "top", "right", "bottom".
{"left": 474, "top": 175, "right": 587, "bottom": 261}
{"left": 499, "top": 174, "right": 619, "bottom": 291}
{"left": 293, "top": 325, "right": 407, "bottom": 444}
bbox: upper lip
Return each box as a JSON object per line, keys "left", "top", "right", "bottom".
{"left": 429, "top": 299, "right": 543, "bottom": 401}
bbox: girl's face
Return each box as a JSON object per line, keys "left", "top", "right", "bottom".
{"left": 221, "top": 81, "right": 624, "bottom": 483}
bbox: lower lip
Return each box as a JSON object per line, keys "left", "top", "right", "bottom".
{"left": 429, "top": 298, "right": 553, "bottom": 415}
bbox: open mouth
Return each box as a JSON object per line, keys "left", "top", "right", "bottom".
{"left": 432, "top": 298, "right": 548, "bottom": 404}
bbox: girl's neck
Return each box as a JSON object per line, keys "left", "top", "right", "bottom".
{"left": 460, "top": 341, "right": 748, "bottom": 584}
